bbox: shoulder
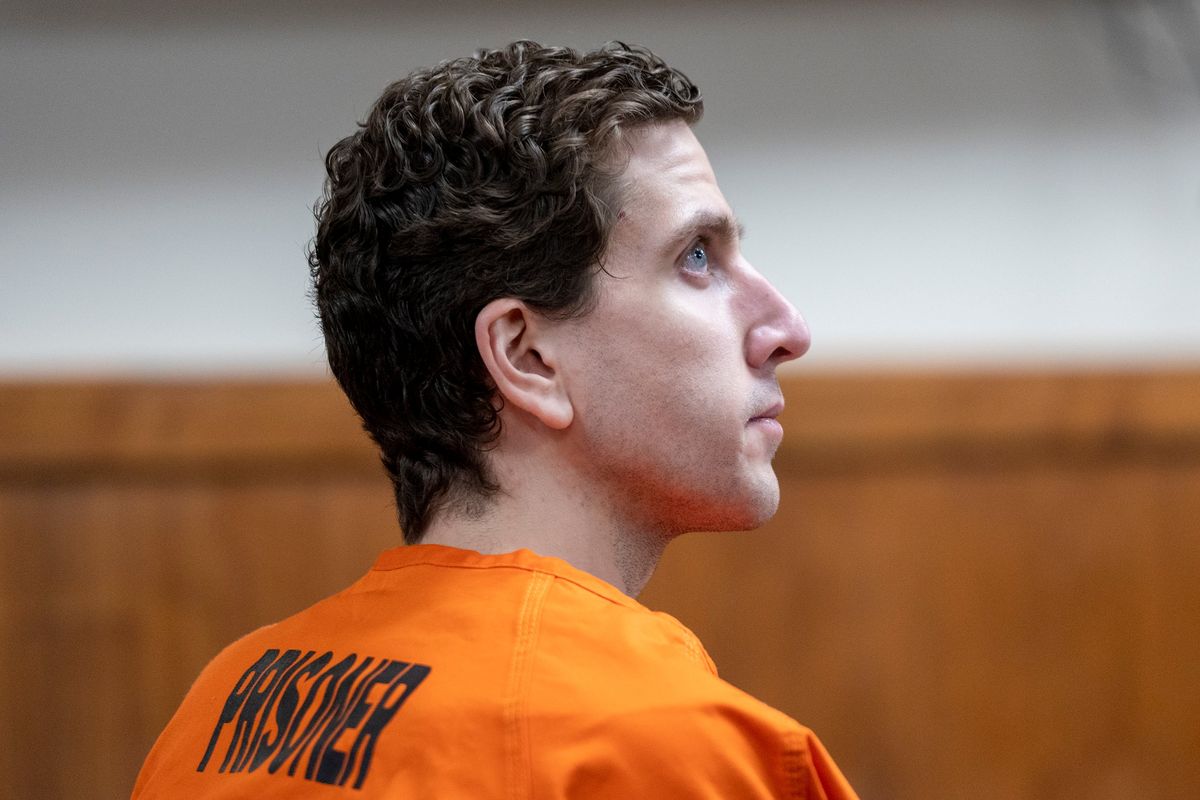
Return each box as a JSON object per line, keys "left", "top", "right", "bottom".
{"left": 528, "top": 691, "right": 857, "bottom": 799}
{"left": 524, "top": 578, "right": 858, "bottom": 799}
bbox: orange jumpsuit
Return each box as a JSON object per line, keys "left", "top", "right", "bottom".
{"left": 134, "top": 544, "right": 858, "bottom": 798}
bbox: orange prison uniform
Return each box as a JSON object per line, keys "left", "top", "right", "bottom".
{"left": 134, "top": 544, "right": 858, "bottom": 798}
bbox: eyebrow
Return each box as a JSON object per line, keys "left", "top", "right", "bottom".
{"left": 659, "top": 209, "right": 746, "bottom": 257}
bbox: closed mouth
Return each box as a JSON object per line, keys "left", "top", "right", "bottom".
{"left": 748, "top": 400, "right": 784, "bottom": 423}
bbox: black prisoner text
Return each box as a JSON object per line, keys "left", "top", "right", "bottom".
{"left": 196, "top": 648, "right": 431, "bottom": 790}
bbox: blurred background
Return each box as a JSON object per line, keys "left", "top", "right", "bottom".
{"left": 2, "top": 0, "right": 1198, "bottom": 797}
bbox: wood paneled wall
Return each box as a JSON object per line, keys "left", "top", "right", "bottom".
{"left": 2, "top": 371, "right": 1198, "bottom": 799}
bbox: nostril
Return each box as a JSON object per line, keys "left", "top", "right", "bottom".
{"left": 769, "top": 317, "right": 810, "bottom": 365}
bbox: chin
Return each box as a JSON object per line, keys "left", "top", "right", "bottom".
{"left": 729, "top": 497, "right": 780, "bottom": 531}
{"left": 741, "top": 476, "right": 782, "bottom": 529}
{"left": 682, "top": 480, "right": 780, "bottom": 533}
{"left": 643, "top": 464, "right": 781, "bottom": 535}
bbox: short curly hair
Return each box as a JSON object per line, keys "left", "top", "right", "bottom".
{"left": 310, "top": 40, "right": 703, "bottom": 543}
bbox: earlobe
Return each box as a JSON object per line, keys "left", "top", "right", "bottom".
{"left": 475, "top": 299, "right": 574, "bottom": 430}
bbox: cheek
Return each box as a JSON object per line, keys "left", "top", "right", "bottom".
{"left": 631, "top": 341, "right": 746, "bottom": 456}
{"left": 570, "top": 287, "right": 746, "bottom": 425}
{"left": 630, "top": 293, "right": 740, "bottom": 365}
{"left": 659, "top": 316, "right": 747, "bottom": 410}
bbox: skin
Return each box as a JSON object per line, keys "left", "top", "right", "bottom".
{"left": 421, "top": 120, "right": 810, "bottom": 596}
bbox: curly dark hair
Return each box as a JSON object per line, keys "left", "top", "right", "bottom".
{"left": 310, "top": 40, "right": 703, "bottom": 543}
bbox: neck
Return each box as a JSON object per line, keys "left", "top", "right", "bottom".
{"left": 420, "top": 446, "right": 670, "bottom": 597}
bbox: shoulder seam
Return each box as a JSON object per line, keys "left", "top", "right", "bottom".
{"left": 504, "top": 570, "right": 552, "bottom": 800}
{"left": 780, "top": 727, "right": 814, "bottom": 800}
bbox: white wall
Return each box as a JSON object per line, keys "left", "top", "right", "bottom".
{"left": 3, "top": 0, "right": 1198, "bottom": 374}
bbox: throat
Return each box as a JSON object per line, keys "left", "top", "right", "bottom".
{"left": 611, "top": 527, "right": 671, "bottom": 597}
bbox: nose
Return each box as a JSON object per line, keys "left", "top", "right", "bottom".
{"left": 742, "top": 265, "right": 811, "bottom": 370}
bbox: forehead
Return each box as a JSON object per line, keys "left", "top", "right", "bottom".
{"left": 603, "top": 121, "right": 734, "bottom": 269}
{"left": 615, "top": 121, "right": 722, "bottom": 210}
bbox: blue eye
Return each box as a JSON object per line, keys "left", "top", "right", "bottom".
{"left": 683, "top": 243, "right": 709, "bottom": 275}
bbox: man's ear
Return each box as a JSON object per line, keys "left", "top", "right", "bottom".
{"left": 475, "top": 298, "right": 573, "bottom": 430}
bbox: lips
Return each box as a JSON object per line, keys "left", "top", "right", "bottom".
{"left": 749, "top": 399, "right": 784, "bottom": 423}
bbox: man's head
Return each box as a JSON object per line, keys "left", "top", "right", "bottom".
{"left": 476, "top": 120, "right": 810, "bottom": 540}
{"left": 311, "top": 41, "right": 703, "bottom": 542}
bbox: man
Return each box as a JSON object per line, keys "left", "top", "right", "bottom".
{"left": 133, "top": 41, "right": 858, "bottom": 798}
